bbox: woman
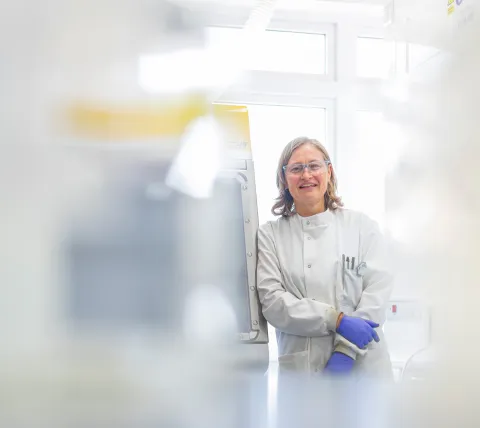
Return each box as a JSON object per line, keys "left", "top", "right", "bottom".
{"left": 257, "top": 136, "right": 393, "bottom": 377}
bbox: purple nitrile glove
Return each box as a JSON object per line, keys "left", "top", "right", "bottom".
{"left": 324, "top": 352, "right": 355, "bottom": 375}
{"left": 337, "top": 315, "right": 380, "bottom": 349}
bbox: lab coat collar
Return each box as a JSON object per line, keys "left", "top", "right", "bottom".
{"left": 298, "top": 209, "right": 334, "bottom": 228}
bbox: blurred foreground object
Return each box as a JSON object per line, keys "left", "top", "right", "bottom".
{"left": 0, "top": 1, "right": 269, "bottom": 426}
{"left": 384, "top": 0, "right": 480, "bottom": 426}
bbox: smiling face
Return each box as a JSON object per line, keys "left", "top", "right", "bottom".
{"left": 285, "top": 143, "right": 332, "bottom": 216}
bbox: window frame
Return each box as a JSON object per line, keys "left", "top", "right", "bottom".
{"left": 206, "top": 25, "right": 331, "bottom": 76}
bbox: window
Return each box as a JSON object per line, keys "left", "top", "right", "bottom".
{"left": 353, "top": 110, "right": 393, "bottom": 226}
{"left": 207, "top": 27, "right": 327, "bottom": 74}
{"left": 247, "top": 104, "right": 327, "bottom": 363}
{"left": 357, "top": 37, "right": 395, "bottom": 79}
{"left": 352, "top": 111, "right": 405, "bottom": 228}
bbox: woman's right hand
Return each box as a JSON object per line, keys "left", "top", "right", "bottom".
{"left": 336, "top": 315, "right": 380, "bottom": 349}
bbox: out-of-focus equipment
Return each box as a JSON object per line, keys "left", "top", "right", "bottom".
{"left": 0, "top": 1, "right": 273, "bottom": 426}
{"left": 65, "top": 103, "right": 269, "bottom": 363}
{"left": 383, "top": 299, "right": 432, "bottom": 381}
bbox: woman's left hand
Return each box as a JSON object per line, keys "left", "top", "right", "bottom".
{"left": 324, "top": 352, "right": 355, "bottom": 375}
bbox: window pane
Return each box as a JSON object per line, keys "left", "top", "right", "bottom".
{"left": 352, "top": 111, "right": 387, "bottom": 224}
{"left": 352, "top": 111, "right": 406, "bottom": 228}
{"left": 207, "top": 27, "right": 326, "bottom": 74}
{"left": 357, "top": 37, "right": 395, "bottom": 79}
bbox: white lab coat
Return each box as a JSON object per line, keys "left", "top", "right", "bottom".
{"left": 257, "top": 208, "right": 393, "bottom": 377}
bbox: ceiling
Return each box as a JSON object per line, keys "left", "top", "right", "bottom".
{"left": 177, "top": 0, "right": 390, "bottom": 10}
{"left": 176, "top": 0, "right": 388, "bottom": 21}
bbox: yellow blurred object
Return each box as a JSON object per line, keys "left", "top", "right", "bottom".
{"left": 66, "top": 98, "right": 253, "bottom": 151}
{"left": 213, "top": 104, "right": 252, "bottom": 153}
{"left": 67, "top": 95, "right": 208, "bottom": 140}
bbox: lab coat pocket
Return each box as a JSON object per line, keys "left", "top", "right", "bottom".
{"left": 278, "top": 351, "right": 309, "bottom": 372}
{"left": 342, "top": 270, "right": 363, "bottom": 309}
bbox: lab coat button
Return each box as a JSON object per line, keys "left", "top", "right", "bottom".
{"left": 306, "top": 220, "right": 310, "bottom": 225}
{"left": 307, "top": 237, "right": 311, "bottom": 240}
{"left": 307, "top": 264, "right": 311, "bottom": 268}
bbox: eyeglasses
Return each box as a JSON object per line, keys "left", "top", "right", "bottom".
{"left": 283, "top": 160, "right": 331, "bottom": 176}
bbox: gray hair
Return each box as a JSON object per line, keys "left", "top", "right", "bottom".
{"left": 271, "top": 136, "right": 343, "bottom": 217}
